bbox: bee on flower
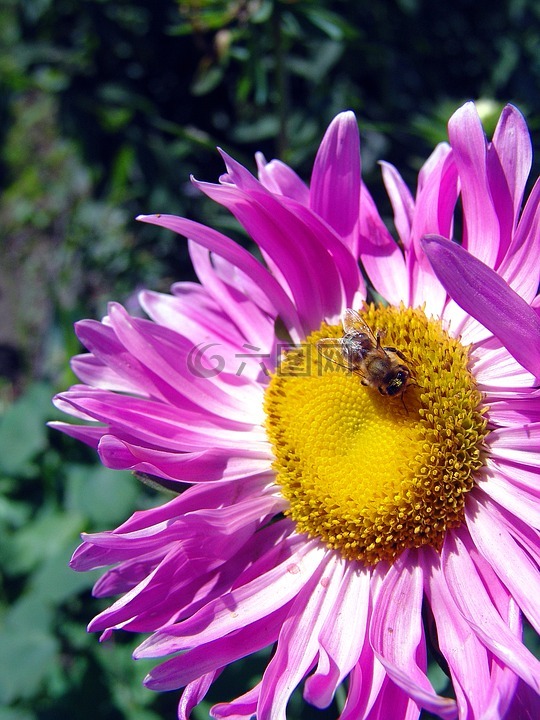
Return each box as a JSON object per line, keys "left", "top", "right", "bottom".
{"left": 53, "top": 102, "right": 540, "bottom": 719}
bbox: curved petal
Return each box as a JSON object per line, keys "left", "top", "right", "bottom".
{"left": 56, "top": 388, "right": 266, "bottom": 451}
{"left": 447, "top": 101, "right": 500, "bottom": 266}
{"left": 135, "top": 540, "right": 323, "bottom": 658}
{"left": 370, "top": 552, "right": 457, "bottom": 718}
{"left": 380, "top": 160, "right": 414, "bottom": 249}
{"left": 498, "top": 176, "right": 540, "bottom": 302}
{"left": 359, "top": 182, "right": 409, "bottom": 307}
{"left": 212, "top": 681, "right": 260, "bottom": 719}
{"left": 490, "top": 104, "right": 532, "bottom": 249}
{"left": 422, "top": 234, "right": 540, "bottom": 377}
{"left": 443, "top": 528, "right": 540, "bottom": 695}
{"left": 143, "top": 605, "right": 289, "bottom": 691}
{"left": 256, "top": 152, "right": 310, "bottom": 204}
{"left": 178, "top": 672, "right": 218, "bottom": 720}
{"left": 48, "top": 419, "right": 105, "bottom": 449}
{"left": 303, "top": 564, "right": 370, "bottom": 708}
{"left": 309, "top": 111, "right": 361, "bottom": 253}
{"left": 194, "top": 180, "right": 345, "bottom": 331}
{"left": 208, "top": 150, "right": 362, "bottom": 311}
{"left": 257, "top": 553, "right": 343, "bottom": 720}
{"left": 137, "top": 214, "right": 302, "bottom": 340}
{"left": 97, "top": 434, "right": 273, "bottom": 483}
{"left": 466, "top": 493, "right": 540, "bottom": 634}
{"left": 422, "top": 547, "right": 518, "bottom": 719}
{"left": 70, "top": 351, "right": 147, "bottom": 395}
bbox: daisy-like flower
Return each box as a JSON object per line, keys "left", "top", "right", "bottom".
{"left": 52, "top": 102, "right": 540, "bottom": 719}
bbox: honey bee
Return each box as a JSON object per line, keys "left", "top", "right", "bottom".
{"left": 317, "top": 309, "right": 411, "bottom": 397}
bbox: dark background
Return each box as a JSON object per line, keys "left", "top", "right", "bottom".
{"left": 1, "top": 1, "right": 539, "bottom": 718}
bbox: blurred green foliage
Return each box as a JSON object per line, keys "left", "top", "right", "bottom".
{"left": 1, "top": 0, "right": 540, "bottom": 718}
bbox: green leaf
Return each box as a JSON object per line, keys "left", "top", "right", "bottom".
{"left": 1, "top": 509, "right": 83, "bottom": 576}
{"left": 64, "top": 463, "right": 139, "bottom": 527}
{"left": 297, "top": 6, "right": 358, "bottom": 41}
{"left": 0, "top": 595, "right": 58, "bottom": 703}
{"left": 191, "top": 65, "right": 224, "bottom": 96}
{"left": 31, "top": 546, "right": 98, "bottom": 603}
{"left": 0, "top": 708, "right": 34, "bottom": 720}
{"left": 0, "top": 383, "right": 53, "bottom": 474}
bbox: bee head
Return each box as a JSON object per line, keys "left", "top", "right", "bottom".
{"left": 384, "top": 370, "right": 409, "bottom": 396}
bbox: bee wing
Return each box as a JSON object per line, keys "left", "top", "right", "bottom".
{"left": 342, "top": 308, "right": 377, "bottom": 342}
{"left": 316, "top": 337, "right": 343, "bottom": 361}
{"left": 316, "top": 337, "right": 353, "bottom": 371}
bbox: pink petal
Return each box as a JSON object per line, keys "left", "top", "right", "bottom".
{"left": 212, "top": 681, "right": 260, "bottom": 719}
{"left": 141, "top": 284, "right": 240, "bottom": 345}
{"left": 86, "top": 507, "right": 291, "bottom": 634}
{"left": 490, "top": 104, "right": 532, "bottom": 246}
{"left": 107, "top": 303, "right": 263, "bottom": 420}
{"left": 466, "top": 493, "right": 540, "bottom": 634}
{"left": 411, "top": 144, "right": 457, "bottom": 246}
{"left": 303, "top": 565, "right": 371, "bottom": 708}
{"left": 422, "top": 234, "right": 540, "bottom": 377}
{"left": 309, "top": 111, "right": 361, "bottom": 253}
{"left": 273, "top": 197, "right": 364, "bottom": 313}
{"left": 213, "top": 148, "right": 364, "bottom": 313}
{"left": 71, "top": 352, "right": 145, "bottom": 394}
{"left": 74, "top": 320, "right": 168, "bottom": 402}
{"left": 380, "top": 160, "right": 415, "bottom": 249}
{"left": 137, "top": 214, "right": 302, "bottom": 339}
{"left": 504, "top": 678, "right": 540, "bottom": 720}
{"left": 363, "top": 677, "right": 422, "bottom": 720}
{"left": 47, "top": 420, "right": 104, "bottom": 449}
{"left": 339, "top": 649, "right": 386, "bottom": 720}
{"left": 498, "top": 176, "right": 540, "bottom": 302}
{"left": 58, "top": 388, "right": 266, "bottom": 452}
{"left": 255, "top": 152, "right": 310, "bottom": 204}
{"left": 422, "top": 547, "right": 515, "bottom": 719}
{"left": 257, "top": 553, "right": 343, "bottom": 720}
{"left": 135, "top": 541, "right": 323, "bottom": 657}
{"left": 370, "top": 552, "right": 457, "bottom": 718}
{"left": 479, "top": 466, "right": 540, "bottom": 532}
{"left": 476, "top": 493, "right": 540, "bottom": 569}
{"left": 97, "top": 435, "right": 272, "bottom": 483}
{"left": 359, "top": 182, "right": 409, "bottom": 307}
{"left": 142, "top": 281, "right": 258, "bottom": 351}
{"left": 186, "top": 241, "right": 277, "bottom": 351}
{"left": 485, "top": 396, "right": 540, "bottom": 426}
{"left": 448, "top": 101, "right": 500, "bottom": 266}
{"left": 486, "top": 456, "right": 540, "bottom": 499}
{"left": 193, "top": 180, "right": 344, "bottom": 332}
{"left": 471, "top": 338, "right": 536, "bottom": 388}
{"left": 488, "top": 424, "right": 540, "bottom": 468}
{"left": 408, "top": 144, "right": 458, "bottom": 314}
{"left": 143, "top": 605, "right": 289, "bottom": 691}
{"left": 178, "top": 672, "right": 218, "bottom": 720}
{"left": 443, "top": 528, "right": 540, "bottom": 694}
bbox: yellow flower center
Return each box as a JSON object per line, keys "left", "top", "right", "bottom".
{"left": 264, "top": 304, "right": 488, "bottom": 565}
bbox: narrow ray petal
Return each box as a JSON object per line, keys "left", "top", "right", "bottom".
{"left": 422, "top": 234, "right": 540, "bottom": 376}
{"left": 443, "top": 529, "right": 540, "bottom": 694}
{"left": 310, "top": 111, "right": 361, "bottom": 252}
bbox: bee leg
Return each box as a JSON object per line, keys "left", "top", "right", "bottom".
{"left": 383, "top": 346, "right": 406, "bottom": 361}
{"left": 375, "top": 329, "right": 386, "bottom": 348}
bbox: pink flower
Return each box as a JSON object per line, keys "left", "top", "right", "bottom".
{"left": 52, "top": 102, "right": 540, "bottom": 719}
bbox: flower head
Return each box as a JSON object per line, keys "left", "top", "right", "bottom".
{"left": 53, "top": 102, "right": 540, "bottom": 719}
